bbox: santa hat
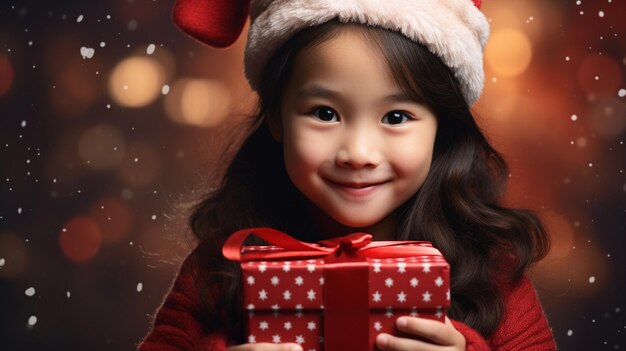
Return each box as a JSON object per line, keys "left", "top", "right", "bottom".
{"left": 173, "top": 0, "right": 490, "bottom": 105}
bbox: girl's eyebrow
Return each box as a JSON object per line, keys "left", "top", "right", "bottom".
{"left": 296, "top": 84, "right": 417, "bottom": 104}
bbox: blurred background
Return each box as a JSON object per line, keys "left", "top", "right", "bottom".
{"left": 0, "top": 0, "right": 624, "bottom": 350}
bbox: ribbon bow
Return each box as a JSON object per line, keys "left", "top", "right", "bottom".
{"left": 222, "top": 227, "right": 440, "bottom": 263}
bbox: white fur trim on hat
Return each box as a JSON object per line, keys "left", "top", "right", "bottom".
{"left": 244, "top": 0, "right": 490, "bottom": 105}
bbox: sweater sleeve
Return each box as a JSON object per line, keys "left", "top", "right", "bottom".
{"left": 138, "top": 254, "right": 229, "bottom": 351}
{"left": 488, "top": 276, "right": 557, "bottom": 351}
{"left": 451, "top": 276, "right": 556, "bottom": 351}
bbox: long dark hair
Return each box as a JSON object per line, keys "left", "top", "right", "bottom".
{"left": 187, "top": 20, "right": 550, "bottom": 342}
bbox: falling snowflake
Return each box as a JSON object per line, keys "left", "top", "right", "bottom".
{"left": 28, "top": 316, "right": 37, "bottom": 326}
{"left": 25, "top": 287, "right": 35, "bottom": 296}
{"left": 137, "top": 282, "right": 143, "bottom": 292}
{"left": 146, "top": 43, "right": 156, "bottom": 55}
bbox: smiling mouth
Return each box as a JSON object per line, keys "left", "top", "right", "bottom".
{"left": 326, "top": 179, "right": 389, "bottom": 197}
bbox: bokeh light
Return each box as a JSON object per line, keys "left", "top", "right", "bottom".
{"left": 49, "top": 62, "right": 99, "bottom": 118}
{"left": 109, "top": 56, "right": 166, "bottom": 107}
{"left": 78, "top": 124, "right": 126, "bottom": 171}
{"left": 577, "top": 54, "right": 622, "bottom": 97}
{"left": 164, "top": 78, "right": 232, "bottom": 127}
{"left": 89, "top": 196, "right": 134, "bottom": 245}
{"left": 589, "top": 97, "right": 626, "bottom": 139}
{"left": 0, "top": 54, "right": 14, "bottom": 96}
{"left": 59, "top": 217, "right": 102, "bottom": 263}
{"left": 485, "top": 28, "right": 533, "bottom": 77}
{"left": 116, "top": 141, "right": 161, "bottom": 188}
{"left": 0, "top": 232, "right": 29, "bottom": 278}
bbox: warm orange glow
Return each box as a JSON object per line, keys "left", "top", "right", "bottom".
{"left": 109, "top": 56, "right": 165, "bottom": 107}
{"left": 485, "top": 28, "right": 533, "bottom": 77}
{"left": 90, "top": 197, "right": 134, "bottom": 244}
{"left": 0, "top": 232, "right": 29, "bottom": 278}
{"left": 78, "top": 124, "right": 126, "bottom": 171}
{"left": 589, "top": 97, "right": 626, "bottom": 138}
{"left": 0, "top": 55, "right": 14, "bottom": 96}
{"left": 541, "top": 212, "right": 574, "bottom": 259}
{"left": 164, "top": 78, "right": 232, "bottom": 127}
{"left": 59, "top": 217, "right": 102, "bottom": 262}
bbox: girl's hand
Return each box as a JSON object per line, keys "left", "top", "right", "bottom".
{"left": 227, "top": 343, "right": 303, "bottom": 351}
{"left": 376, "top": 317, "right": 466, "bottom": 351}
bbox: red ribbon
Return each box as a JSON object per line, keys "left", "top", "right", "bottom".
{"left": 223, "top": 227, "right": 441, "bottom": 350}
{"left": 222, "top": 227, "right": 440, "bottom": 262}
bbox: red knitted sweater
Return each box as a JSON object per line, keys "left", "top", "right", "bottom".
{"left": 139, "top": 253, "right": 556, "bottom": 351}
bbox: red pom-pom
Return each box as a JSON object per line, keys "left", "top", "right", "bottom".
{"left": 472, "top": 0, "right": 482, "bottom": 9}
{"left": 173, "top": 0, "right": 250, "bottom": 48}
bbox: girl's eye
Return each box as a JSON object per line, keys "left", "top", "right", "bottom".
{"left": 382, "top": 111, "right": 412, "bottom": 125}
{"left": 311, "top": 107, "right": 339, "bottom": 122}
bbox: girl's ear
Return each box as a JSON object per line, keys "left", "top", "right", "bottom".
{"left": 267, "top": 115, "right": 284, "bottom": 142}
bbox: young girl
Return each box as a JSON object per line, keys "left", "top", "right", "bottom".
{"left": 140, "top": 0, "right": 556, "bottom": 350}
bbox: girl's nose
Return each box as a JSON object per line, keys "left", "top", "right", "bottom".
{"left": 335, "top": 127, "right": 382, "bottom": 169}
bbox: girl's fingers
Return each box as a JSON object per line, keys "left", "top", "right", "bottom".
{"left": 227, "top": 343, "right": 303, "bottom": 351}
{"left": 376, "top": 333, "right": 437, "bottom": 351}
{"left": 394, "top": 316, "right": 462, "bottom": 346}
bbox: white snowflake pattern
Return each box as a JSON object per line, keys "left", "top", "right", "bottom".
{"left": 410, "top": 278, "right": 419, "bottom": 287}
{"left": 372, "top": 291, "right": 382, "bottom": 302}
{"left": 373, "top": 321, "right": 383, "bottom": 331}
{"left": 435, "top": 308, "right": 444, "bottom": 319}
{"left": 258, "top": 263, "right": 267, "bottom": 272}
{"left": 295, "top": 276, "right": 304, "bottom": 286}
{"left": 284, "top": 321, "right": 292, "bottom": 330}
{"left": 296, "top": 335, "right": 305, "bottom": 344}
{"left": 271, "top": 276, "right": 280, "bottom": 286}
{"left": 271, "top": 304, "right": 280, "bottom": 310}
{"left": 282, "top": 262, "right": 291, "bottom": 272}
{"left": 247, "top": 304, "right": 255, "bottom": 310}
{"left": 247, "top": 276, "right": 255, "bottom": 285}
{"left": 397, "top": 291, "right": 407, "bottom": 303}
{"left": 397, "top": 262, "right": 407, "bottom": 273}
{"left": 385, "top": 277, "right": 394, "bottom": 287}
{"left": 283, "top": 290, "right": 292, "bottom": 300}
{"left": 446, "top": 289, "right": 451, "bottom": 300}
{"left": 319, "top": 277, "right": 324, "bottom": 285}
{"left": 259, "top": 321, "right": 269, "bottom": 330}
{"left": 272, "top": 334, "right": 281, "bottom": 343}
{"left": 307, "top": 289, "right": 317, "bottom": 301}
{"left": 373, "top": 262, "right": 382, "bottom": 273}
{"left": 306, "top": 263, "right": 316, "bottom": 272}
{"left": 410, "top": 307, "right": 418, "bottom": 317}
{"left": 248, "top": 335, "right": 256, "bottom": 343}
{"left": 422, "top": 263, "right": 431, "bottom": 273}
{"left": 259, "top": 289, "right": 268, "bottom": 300}
{"left": 422, "top": 291, "right": 432, "bottom": 302}
{"left": 434, "top": 276, "right": 444, "bottom": 287}
{"left": 307, "top": 321, "right": 317, "bottom": 331}
{"left": 385, "top": 307, "right": 394, "bottom": 318}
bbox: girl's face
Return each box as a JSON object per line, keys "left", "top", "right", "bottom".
{"left": 276, "top": 29, "right": 437, "bottom": 233}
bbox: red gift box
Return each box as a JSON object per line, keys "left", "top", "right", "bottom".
{"left": 223, "top": 228, "right": 450, "bottom": 351}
